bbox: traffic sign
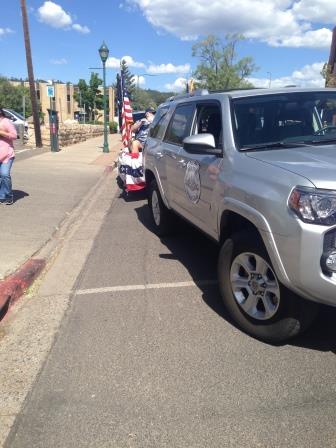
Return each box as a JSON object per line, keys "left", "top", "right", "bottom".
{"left": 47, "top": 85, "right": 55, "bottom": 97}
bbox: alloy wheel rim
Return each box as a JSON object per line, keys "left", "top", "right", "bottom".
{"left": 152, "top": 190, "right": 161, "bottom": 226}
{"left": 230, "top": 252, "right": 280, "bottom": 321}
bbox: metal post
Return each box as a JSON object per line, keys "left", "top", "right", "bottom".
{"left": 79, "top": 90, "right": 82, "bottom": 122}
{"left": 102, "top": 59, "right": 109, "bottom": 153}
{"left": 22, "top": 94, "right": 25, "bottom": 120}
{"left": 59, "top": 97, "right": 63, "bottom": 123}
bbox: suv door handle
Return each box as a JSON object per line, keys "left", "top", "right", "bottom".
{"left": 155, "top": 152, "right": 164, "bottom": 160}
{"left": 177, "top": 159, "right": 187, "bottom": 168}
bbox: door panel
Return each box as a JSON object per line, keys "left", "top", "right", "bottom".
{"left": 173, "top": 103, "right": 224, "bottom": 234}
{"left": 162, "top": 102, "right": 195, "bottom": 208}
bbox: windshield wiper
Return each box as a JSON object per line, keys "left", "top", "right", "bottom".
{"left": 241, "top": 141, "right": 311, "bottom": 151}
{"left": 303, "top": 138, "right": 336, "bottom": 145}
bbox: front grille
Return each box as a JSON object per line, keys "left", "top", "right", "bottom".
{"left": 321, "top": 228, "right": 336, "bottom": 276}
{"left": 323, "top": 229, "right": 336, "bottom": 252}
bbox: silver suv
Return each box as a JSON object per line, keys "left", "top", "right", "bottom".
{"left": 144, "top": 87, "right": 336, "bottom": 343}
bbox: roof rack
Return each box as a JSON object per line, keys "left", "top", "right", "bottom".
{"left": 167, "top": 89, "right": 209, "bottom": 102}
{"left": 209, "top": 87, "right": 264, "bottom": 93}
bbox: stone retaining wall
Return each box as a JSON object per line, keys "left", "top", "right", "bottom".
{"left": 27, "top": 122, "right": 104, "bottom": 148}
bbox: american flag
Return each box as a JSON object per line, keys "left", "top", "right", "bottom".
{"left": 120, "top": 69, "right": 133, "bottom": 148}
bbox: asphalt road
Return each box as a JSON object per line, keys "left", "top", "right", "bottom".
{"left": 5, "top": 188, "right": 336, "bottom": 448}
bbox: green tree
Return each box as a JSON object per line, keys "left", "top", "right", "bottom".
{"left": 0, "top": 77, "right": 32, "bottom": 117}
{"left": 74, "top": 72, "right": 103, "bottom": 122}
{"left": 130, "top": 87, "right": 173, "bottom": 111}
{"left": 132, "top": 88, "right": 150, "bottom": 110}
{"left": 120, "top": 59, "right": 136, "bottom": 100}
{"left": 192, "top": 34, "right": 258, "bottom": 90}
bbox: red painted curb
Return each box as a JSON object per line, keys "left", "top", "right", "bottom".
{"left": 0, "top": 259, "right": 46, "bottom": 319}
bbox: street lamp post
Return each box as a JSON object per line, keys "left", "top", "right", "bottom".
{"left": 98, "top": 42, "right": 109, "bottom": 153}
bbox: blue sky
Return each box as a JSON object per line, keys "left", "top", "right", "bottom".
{"left": 1, "top": 0, "right": 335, "bottom": 92}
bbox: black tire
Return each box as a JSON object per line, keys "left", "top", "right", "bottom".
{"left": 218, "top": 231, "right": 318, "bottom": 343}
{"left": 148, "top": 179, "right": 174, "bottom": 236}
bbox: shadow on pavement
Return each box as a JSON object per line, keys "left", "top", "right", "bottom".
{"left": 116, "top": 182, "right": 147, "bottom": 203}
{"left": 13, "top": 190, "right": 29, "bottom": 203}
{"left": 134, "top": 202, "right": 336, "bottom": 353}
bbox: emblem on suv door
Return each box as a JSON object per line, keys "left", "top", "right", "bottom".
{"left": 184, "top": 161, "right": 201, "bottom": 203}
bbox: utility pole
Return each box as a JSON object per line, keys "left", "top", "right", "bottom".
{"left": 20, "top": 0, "right": 42, "bottom": 147}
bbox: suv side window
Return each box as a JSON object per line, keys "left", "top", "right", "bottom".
{"left": 193, "top": 104, "right": 222, "bottom": 148}
{"left": 149, "top": 105, "right": 169, "bottom": 139}
{"left": 164, "top": 103, "right": 195, "bottom": 146}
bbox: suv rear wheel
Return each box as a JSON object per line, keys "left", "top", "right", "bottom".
{"left": 218, "top": 231, "right": 318, "bottom": 343}
{"left": 148, "top": 179, "right": 174, "bottom": 236}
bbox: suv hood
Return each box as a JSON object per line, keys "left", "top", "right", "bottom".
{"left": 246, "top": 145, "right": 336, "bottom": 189}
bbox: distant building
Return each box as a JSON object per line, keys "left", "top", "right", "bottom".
{"left": 10, "top": 80, "right": 115, "bottom": 124}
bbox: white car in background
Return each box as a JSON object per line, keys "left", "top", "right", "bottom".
{"left": 2, "top": 108, "right": 29, "bottom": 139}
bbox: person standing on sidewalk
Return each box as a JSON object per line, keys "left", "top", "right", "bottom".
{"left": 0, "top": 106, "right": 17, "bottom": 204}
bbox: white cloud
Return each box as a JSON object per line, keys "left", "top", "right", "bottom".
{"left": 106, "top": 57, "right": 120, "bottom": 69}
{"left": 133, "top": 75, "right": 146, "bottom": 86}
{"left": 165, "top": 77, "right": 187, "bottom": 91}
{"left": 50, "top": 58, "right": 67, "bottom": 65}
{"left": 121, "top": 56, "right": 146, "bottom": 68}
{"left": 249, "top": 62, "right": 325, "bottom": 88}
{"left": 37, "top": 1, "right": 90, "bottom": 33}
{"left": 292, "top": 0, "right": 336, "bottom": 24}
{"left": 72, "top": 23, "right": 90, "bottom": 34}
{"left": 125, "top": 0, "right": 334, "bottom": 48}
{"left": 147, "top": 63, "right": 191, "bottom": 74}
{"left": 106, "top": 56, "right": 192, "bottom": 78}
{"left": 268, "top": 28, "right": 332, "bottom": 48}
{"left": 0, "top": 27, "right": 14, "bottom": 37}
{"left": 106, "top": 55, "right": 145, "bottom": 69}
{"left": 37, "top": 1, "right": 72, "bottom": 28}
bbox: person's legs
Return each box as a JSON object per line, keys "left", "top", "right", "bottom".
{"left": 0, "top": 158, "right": 14, "bottom": 203}
{"left": 130, "top": 139, "right": 143, "bottom": 154}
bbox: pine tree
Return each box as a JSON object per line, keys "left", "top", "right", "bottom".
{"left": 120, "top": 59, "right": 136, "bottom": 100}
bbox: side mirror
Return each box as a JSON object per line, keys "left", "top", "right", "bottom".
{"left": 183, "top": 133, "right": 222, "bottom": 155}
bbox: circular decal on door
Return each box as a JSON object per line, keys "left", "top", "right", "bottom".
{"left": 184, "top": 160, "right": 201, "bottom": 203}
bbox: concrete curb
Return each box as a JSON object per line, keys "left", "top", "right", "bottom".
{"left": 0, "top": 259, "right": 46, "bottom": 318}
{"left": 0, "top": 163, "right": 117, "bottom": 321}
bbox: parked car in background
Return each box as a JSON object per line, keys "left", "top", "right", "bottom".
{"left": 2, "top": 108, "right": 28, "bottom": 139}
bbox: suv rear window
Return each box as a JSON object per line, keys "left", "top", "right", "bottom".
{"left": 164, "top": 103, "right": 194, "bottom": 146}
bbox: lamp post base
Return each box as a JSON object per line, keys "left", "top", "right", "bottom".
{"left": 103, "top": 143, "right": 109, "bottom": 153}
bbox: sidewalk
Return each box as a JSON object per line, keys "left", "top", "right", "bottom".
{"left": 0, "top": 133, "right": 123, "bottom": 315}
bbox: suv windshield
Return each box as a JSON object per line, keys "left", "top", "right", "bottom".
{"left": 231, "top": 92, "right": 336, "bottom": 150}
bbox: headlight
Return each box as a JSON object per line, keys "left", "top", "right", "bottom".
{"left": 288, "top": 187, "right": 336, "bottom": 225}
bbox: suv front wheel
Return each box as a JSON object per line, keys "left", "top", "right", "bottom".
{"left": 218, "top": 231, "right": 318, "bottom": 343}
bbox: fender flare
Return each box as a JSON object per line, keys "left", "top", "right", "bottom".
{"left": 218, "top": 197, "right": 290, "bottom": 285}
